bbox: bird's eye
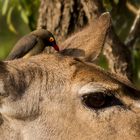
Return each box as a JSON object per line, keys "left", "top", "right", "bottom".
{"left": 49, "top": 37, "right": 54, "bottom": 42}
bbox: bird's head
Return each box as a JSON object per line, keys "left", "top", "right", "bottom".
{"left": 32, "top": 29, "right": 59, "bottom": 51}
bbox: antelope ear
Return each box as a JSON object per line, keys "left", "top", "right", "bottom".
{"left": 60, "top": 12, "right": 111, "bottom": 62}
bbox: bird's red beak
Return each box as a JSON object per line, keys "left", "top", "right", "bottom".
{"left": 53, "top": 44, "right": 59, "bottom": 51}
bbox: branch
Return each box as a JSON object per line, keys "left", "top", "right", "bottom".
{"left": 126, "top": 2, "right": 138, "bottom": 15}
{"left": 125, "top": 9, "right": 140, "bottom": 48}
{"left": 104, "top": 27, "right": 132, "bottom": 80}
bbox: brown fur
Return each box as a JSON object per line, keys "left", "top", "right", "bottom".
{"left": 0, "top": 13, "right": 140, "bottom": 140}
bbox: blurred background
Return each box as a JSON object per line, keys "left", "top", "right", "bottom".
{"left": 0, "top": 0, "right": 140, "bottom": 86}
{"left": 0, "top": 0, "right": 39, "bottom": 59}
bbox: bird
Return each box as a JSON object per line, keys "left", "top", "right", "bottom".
{"left": 6, "top": 29, "right": 59, "bottom": 60}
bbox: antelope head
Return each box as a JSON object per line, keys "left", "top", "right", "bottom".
{"left": 0, "top": 13, "right": 140, "bottom": 140}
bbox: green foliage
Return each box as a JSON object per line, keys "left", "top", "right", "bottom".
{"left": 103, "top": 0, "right": 119, "bottom": 11}
{"left": 0, "top": 0, "right": 40, "bottom": 32}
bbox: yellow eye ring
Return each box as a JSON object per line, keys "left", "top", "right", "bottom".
{"left": 49, "top": 37, "right": 54, "bottom": 42}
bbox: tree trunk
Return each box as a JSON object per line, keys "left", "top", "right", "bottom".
{"left": 37, "top": 0, "right": 104, "bottom": 41}
{"left": 37, "top": 0, "right": 132, "bottom": 80}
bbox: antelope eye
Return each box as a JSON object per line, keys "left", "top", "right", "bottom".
{"left": 82, "top": 92, "right": 105, "bottom": 109}
{"left": 49, "top": 37, "right": 54, "bottom": 42}
{"left": 82, "top": 92, "right": 123, "bottom": 110}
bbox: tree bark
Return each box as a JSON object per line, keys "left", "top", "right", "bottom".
{"left": 37, "top": 0, "right": 132, "bottom": 80}
{"left": 37, "top": 0, "right": 104, "bottom": 41}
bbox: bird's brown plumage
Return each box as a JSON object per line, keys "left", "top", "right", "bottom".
{"left": 6, "top": 29, "right": 59, "bottom": 60}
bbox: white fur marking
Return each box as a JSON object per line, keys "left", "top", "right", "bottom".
{"left": 79, "top": 82, "right": 106, "bottom": 95}
{"left": 134, "top": 102, "right": 140, "bottom": 108}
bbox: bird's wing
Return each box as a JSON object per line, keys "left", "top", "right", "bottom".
{"left": 6, "top": 34, "right": 37, "bottom": 60}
